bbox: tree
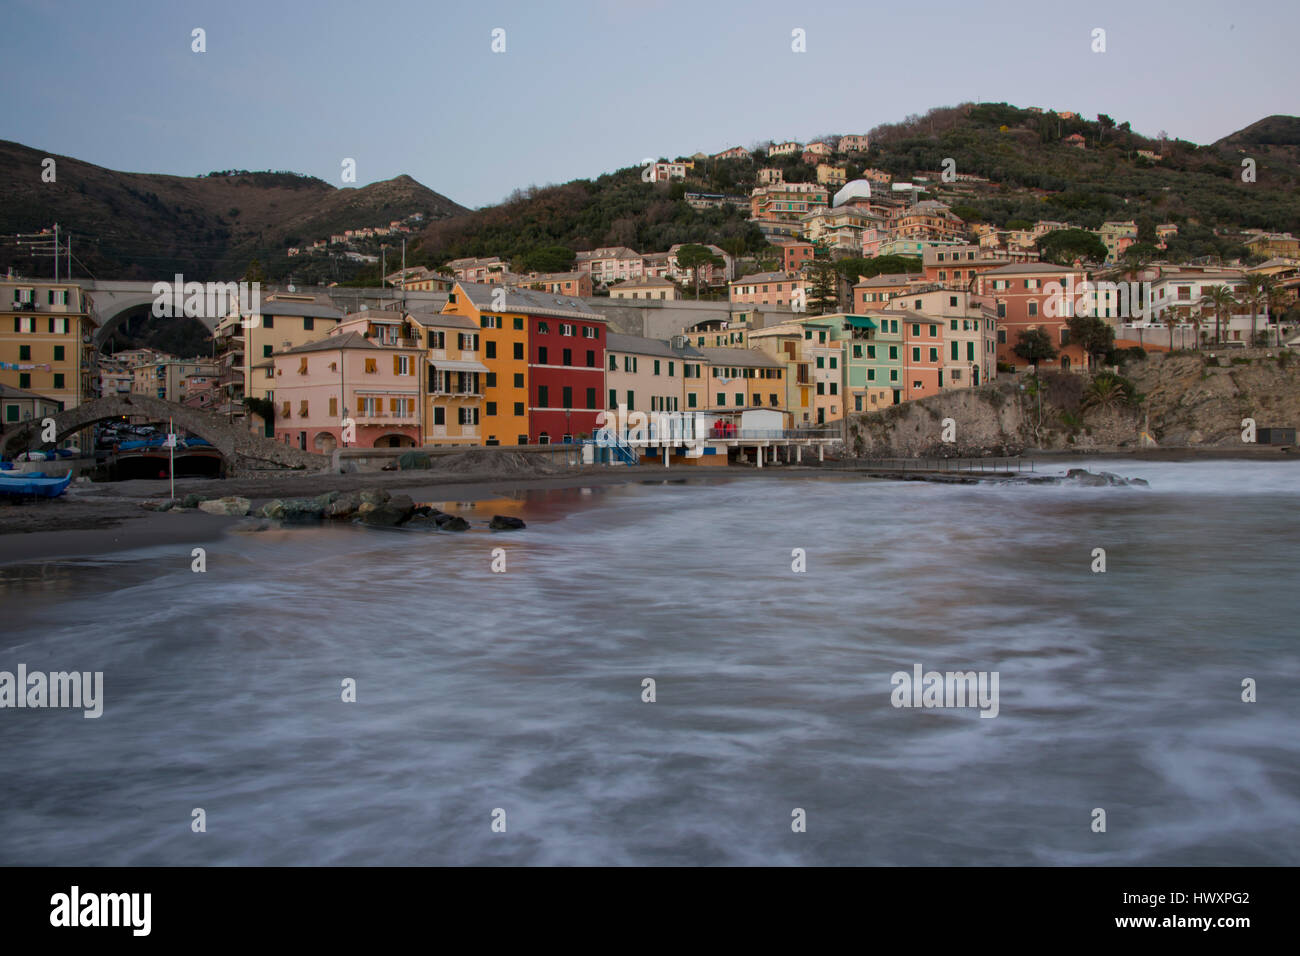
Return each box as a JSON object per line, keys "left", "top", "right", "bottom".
{"left": 1037, "top": 229, "right": 1107, "bottom": 266}
{"left": 674, "top": 243, "right": 723, "bottom": 299}
{"left": 807, "top": 261, "right": 839, "bottom": 314}
{"left": 521, "top": 245, "right": 575, "bottom": 274}
{"left": 1203, "top": 285, "right": 1237, "bottom": 345}
{"left": 1013, "top": 328, "right": 1058, "bottom": 366}
{"left": 1084, "top": 371, "right": 1139, "bottom": 410}
{"left": 1163, "top": 312, "right": 1180, "bottom": 352}
{"left": 1240, "top": 274, "right": 1269, "bottom": 348}
{"left": 1266, "top": 282, "right": 1290, "bottom": 346}
{"left": 243, "top": 259, "right": 267, "bottom": 283}
{"left": 1066, "top": 315, "right": 1115, "bottom": 368}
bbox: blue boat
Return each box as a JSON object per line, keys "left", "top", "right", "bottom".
{"left": 0, "top": 470, "right": 73, "bottom": 498}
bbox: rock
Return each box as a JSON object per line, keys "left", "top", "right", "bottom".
{"left": 488, "top": 515, "right": 526, "bottom": 530}
{"left": 327, "top": 492, "right": 361, "bottom": 518}
{"left": 139, "top": 498, "right": 175, "bottom": 512}
{"left": 316, "top": 491, "right": 340, "bottom": 508}
{"left": 181, "top": 493, "right": 204, "bottom": 509}
{"left": 359, "top": 487, "right": 390, "bottom": 506}
{"left": 198, "top": 496, "right": 251, "bottom": 516}
{"left": 279, "top": 497, "right": 325, "bottom": 519}
{"left": 403, "top": 514, "right": 441, "bottom": 529}
{"left": 411, "top": 504, "right": 437, "bottom": 517}
{"left": 260, "top": 499, "right": 286, "bottom": 519}
{"left": 434, "top": 513, "right": 469, "bottom": 531}
{"left": 358, "top": 503, "right": 411, "bottom": 527}
{"left": 231, "top": 518, "right": 271, "bottom": 533}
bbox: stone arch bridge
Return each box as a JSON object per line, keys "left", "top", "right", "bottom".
{"left": 1, "top": 394, "right": 327, "bottom": 473}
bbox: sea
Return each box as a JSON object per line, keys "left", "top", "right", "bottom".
{"left": 1, "top": 459, "right": 1297, "bottom": 865}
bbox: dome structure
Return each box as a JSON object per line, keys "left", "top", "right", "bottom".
{"left": 833, "top": 179, "right": 872, "bottom": 207}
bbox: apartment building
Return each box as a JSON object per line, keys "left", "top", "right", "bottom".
{"left": 0, "top": 280, "right": 98, "bottom": 418}
{"left": 440, "top": 282, "right": 530, "bottom": 446}
{"left": 729, "top": 271, "right": 808, "bottom": 308}
{"left": 974, "top": 262, "right": 1088, "bottom": 369}
{"left": 524, "top": 272, "right": 594, "bottom": 298}
{"left": 748, "top": 324, "right": 815, "bottom": 422}
{"left": 574, "top": 247, "right": 645, "bottom": 286}
{"left": 408, "top": 310, "right": 488, "bottom": 446}
{"left": 610, "top": 276, "right": 680, "bottom": 300}
{"left": 749, "top": 182, "right": 829, "bottom": 222}
{"left": 131, "top": 357, "right": 219, "bottom": 403}
{"left": 603, "top": 333, "right": 702, "bottom": 415}
{"left": 696, "top": 348, "right": 786, "bottom": 413}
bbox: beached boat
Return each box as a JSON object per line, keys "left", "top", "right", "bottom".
{"left": 0, "top": 470, "right": 72, "bottom": 498}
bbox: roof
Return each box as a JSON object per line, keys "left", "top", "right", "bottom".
{"left": 979, "top": 262, "right": 1084, "bottom": 276}
{"left": 605, "top": 333, "right": 704, "bottom": 358}
{"left": 406, "top": 309, "right": 478, "bottom": 330}
{"left": 695, "top": 347, "right": 786, "bottom": 369}
{"left": 453, "top": 281, "right": 606, "bottom": 321}
{"left": 612, "top": 276, "right": 678, "bottom": 288}
{"left": 278, "top": 332, "right": 379, "bottom": 354}
{"left": 854, "top": 273, "right": 918, "bottom": 289}
{"left": 732, "top": 271, "right": 800, "bottom": 284}
{"left": 254, "top": 302, "right": 344, "bottom": 319}
{"left": 0, "top": 382, "right": 58, "bottom": 401}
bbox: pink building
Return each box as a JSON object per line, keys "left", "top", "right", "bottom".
{"left": 271, "top": 316, "right": 424, "bottom": 452}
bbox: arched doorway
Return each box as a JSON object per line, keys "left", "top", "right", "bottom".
{"left": 375, "top": 433, "right": 415, "bottom": 448}
{"left": 314, "top": 432, "right": 338, "bottom": 454}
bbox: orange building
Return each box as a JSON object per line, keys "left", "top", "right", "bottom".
{"left": 442, "top": 282, "right": 531, "bottom": 445}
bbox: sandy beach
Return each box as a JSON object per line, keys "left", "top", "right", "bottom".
{"left": 1, "top": 446, "right": 1293, "bottom": 565}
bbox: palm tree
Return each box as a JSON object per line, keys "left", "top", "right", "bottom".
{"left": 1188, "top": 308, "right": 1205, "bottom": 350}
{"left": 1266, "top": 283, "right": 1290, "bottom": 347}
{"left": 1203, "top": 285, "right": 1237, "bottom": 345}
{"left": 1163, "top": 312, "right": 1180, "bottom": 352}
{"left": 1241, "top": 274, "right": 1268, "bottom": 347}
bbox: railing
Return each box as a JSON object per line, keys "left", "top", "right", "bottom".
{"left": 822, "top": 456, "right": 1033, "bottom": 473}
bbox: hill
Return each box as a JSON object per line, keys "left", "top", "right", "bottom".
{"left": 0, "top": 141, "right": 466, "bottom": 283}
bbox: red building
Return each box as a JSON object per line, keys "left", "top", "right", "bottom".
{"left": 901, "top": 313, "right": 945, "bottom": 399}
{"left": 974, "top": 263, "right": 1089, "bottom": 370}
{"left": 521, "top": 290, "right": 607, "bottom": 443}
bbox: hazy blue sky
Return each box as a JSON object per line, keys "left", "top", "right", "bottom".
{"left": 3, "top": 0, "right": 1296, "bottom": 209}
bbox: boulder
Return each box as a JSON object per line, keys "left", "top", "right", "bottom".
{"left": 327, "top": 492, "right": 361, "bottom": 518}
{"left": 488, "top": 515, "right": 526, "bottom": 531}
{"left": 316, "top": 491, "right": 340, "bottom": 509}
{"left": 434, "top": 513, "right": 470, "bottom": 531}
{"left": 280, "top": 496, "right": 326, "bottom": 519}
{"left": 231, "top": 518, "right": 271, "bottom": 533}
{"left": 260, "top": 499, "right": 286, "bottom": 519}
{"left": 358, "top": 503, "right": 410, "bottom": 527}
{"left": 359, "top": 487, "right": 390, "bottom": 506}
{"left": 404, "top": 514, "right": 442, "bottom": 529}
{"left": 197, "top": 496, "right": 251, "bottom": 516}
{"left": 181, "top": 493, "right": 204, "bottom": 509}
{"left": 139, "top": 498, "right": 176, "bottom": 512}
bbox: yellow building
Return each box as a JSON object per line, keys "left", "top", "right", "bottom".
{"left": 440, "top": 282, "right": 530, "bottom": 446}
{"left": 409, "top": 310, "right": 488, "bottom": 445}
{"left": 1, "top": 280, "right": 97, "bottom": 450}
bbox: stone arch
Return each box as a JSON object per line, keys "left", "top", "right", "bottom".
{"left": 373, "top": 433, "right": 416, "bottom": 448}
{"left": 313, "top": 431, "right": 338, "bottom": 453}
{"left": 1, "top": 394, "right": 327, "bottom": 473}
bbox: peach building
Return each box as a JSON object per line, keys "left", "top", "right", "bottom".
{"left": 409, "top": 310, "right": 488, "bottom": 445}
{"left": 270, "top": 325, "right": 423, "bottom": 452}
{"left": 728, "top": 271, "right": 808, "bottom": 308}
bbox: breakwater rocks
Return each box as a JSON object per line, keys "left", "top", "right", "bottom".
{"left": 139, "top": 488, "right": 525, "bottom": 533}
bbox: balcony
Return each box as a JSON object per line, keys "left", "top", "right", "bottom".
{"left": 354, "top": 413, "right": 419, "bottom": 425}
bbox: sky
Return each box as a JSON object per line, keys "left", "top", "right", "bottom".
{"left": 2, "top": 0, "right": 1297, "bottom": 210}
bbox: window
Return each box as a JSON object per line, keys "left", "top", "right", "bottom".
{"left": 563, "top": 348, "right": 572, "bottom": 366}
{"left": 53, "top": 374, "right": 65, "bottom": 389}
{"left": 365, "top": 358, "right": 377, "bottom": 373}
{"left": 951, "top": 341, "right": 959, "bottom": 360}
{"left": 281, "top": 401, "right": 291, "bottom": 418}
{"left": 429, "top": 331, "right": 445, "bottom": 349}
{"left": 929, "top": 348, "right": 938, "bottom": 362}
{"left": 538, "top": 322, "right": 549, "bottom": 334}
{"left": 608, "top": 388, "right": 616, "bottom": 408}
{"left": 19, "top": 373, "right": 30, "bottom": 388}
{"left": 950, "top": 320, "right": 958, "bottom": 330}
{"left": 513, "top": 317, "right": 524, "bottom": 330}
{"left": 486, "top": 372, "right": 497, "bottom": 388}
{"left": 486, "top": 341, "right": 496, "bottom": 359}
{"left": 264, "top": 345, "right": 273, "bottom": 358}
{"left": 263, "top": 316, "right": 274, "bottom": 328}
{"left": 997, "top": 329, "right": 1007, "bottom": 344}
{"left": 538, "top": 385, "right": 549, "bottom": 407}
{"left": 561, "top": 324, "right": 574, "bottom": 336}
{"left": 687, "top": 393, "right": 697, "bottom": 408}
{"left": 911, "top": 347, "right": 920, "bottom": 362}
{"left": 914, "top": 381, "right": 923, "bottom": 389}
{"left": 538, "top": 347, "right": 548, "bottom": 365}
{"left": 829, "top": 383, "right": 838, "bottom": 395}
{"left": 829, "top": 356, "right": 837, "bottom": 369}
{"left": 609, "top": 354, "right": 617, "bottom": 371}
{"left": 816, "top": 382, "right": 825, "bottom": 395}
{"left": 514, "top": 402, "right": 524, "bottom": 416}
{"left": 53, "top": 345, "right": 64, "bottom": 361}
{"left": 654, "top": 360, "right": 661, "bottom": 375}
{"left": 513, "top": 343, "right": 524, "bottom": 360}
{"left": 586, "top": 388, "right": 596, "bottom": 410}
{"left": 303, "top": 317, "right": 314, "bottom": 331}
{"left": 624, "top": 356, "right": 637, "bottom": 373}
{"left": 949, "top": 297, "right": 958, "bottom": 307}
{"left": 867, "top": 368, "right": 875, "bottom": 381}
{"left": 816, "top": 356, "right": 824, "bottom": 369}
{"left": 562, "top": 386, "right": 573, "bottom": 409}
{"left": 299, "top": 400, "right": 309, "bottom": 417}
{"left": 716, "top": 393, "right": 725, "bottom": 406}
{"left": 19, "top": 345, "right": 30, "bottom": 360}
{"left": 486, "top": 402, "right": 497, "bottom": 416}
{"left": 513, "top": 373, "right": 524, "bottom": 388}
{"left": 734, "top": 392, "right": 743, "bottom": 406}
